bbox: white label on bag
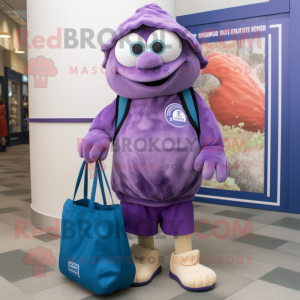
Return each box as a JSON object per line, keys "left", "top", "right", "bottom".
{"left": 68, "top": 261, "right": 80, "bottom": 278}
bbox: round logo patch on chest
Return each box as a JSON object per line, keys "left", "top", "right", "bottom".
{"left": 165, "top": 103, "right": 188, "bottom": 128}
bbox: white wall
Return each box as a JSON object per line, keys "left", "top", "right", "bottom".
{"left": 30, "top": 123, "right": 90, "bottom": 217}
{"left": 176, "top": 0, "right": 269, "bottom": 16}
{"left": 0, "top": 10, "right": 21, "bottom": 51}
{"left": 28, "top": 0, "right": 176, "bottom": 220}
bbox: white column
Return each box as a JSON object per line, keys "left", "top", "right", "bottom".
{"left": 27, "top": 0, "right": 176, "bottom": 234}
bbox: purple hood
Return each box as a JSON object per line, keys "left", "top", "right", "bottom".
{"left": 101, "top": 3, "right": 208, "bottom": 69}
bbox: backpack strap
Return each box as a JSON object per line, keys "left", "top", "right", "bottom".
{"left": 178, "top": 87, "right": 200, "bottom": 139}
{"left": 113, "top": 95, "right": 132, "bottom": 144}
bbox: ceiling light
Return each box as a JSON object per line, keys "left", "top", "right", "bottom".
{"left": 0, "top": 32, "right": 10, "bottom": 38}
{"left": 15, "top": 48, "right": 25, "bottom": 53}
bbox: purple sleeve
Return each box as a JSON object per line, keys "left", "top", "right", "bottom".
{"left": 195, "top": 91, "right": 224, "bottom": 149}
{"left": 79, "top": 98, "right": 117, "bottom": 163}
{"left": 89, "top": 98, "right": 117, "bottom": 141}
{"left": 194, "top": 91, "right": 228, "bottom": 182}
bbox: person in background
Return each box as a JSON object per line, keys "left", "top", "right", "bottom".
{"left": 23, "top": 94, "right": 29, "bottom": 121}
{"left": 0, "top": 96, "right": 8, "bottom": 152}
{"left": 23, "top": 94, "right": 29, "bottom": 144}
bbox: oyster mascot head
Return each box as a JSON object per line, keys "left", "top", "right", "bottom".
{"left": 79, "top": 4, "right": 228, "bottom": 291}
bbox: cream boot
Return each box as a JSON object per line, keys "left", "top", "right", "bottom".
{"left": 131, "top": 236, "right": 161, "bottom": 286}
{"left": 169, "top": 235, "right": 216, "bottom": 291}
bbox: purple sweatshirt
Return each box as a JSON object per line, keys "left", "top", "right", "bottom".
{"left": 87, "top": 91, "right": 224, "bottom": 207}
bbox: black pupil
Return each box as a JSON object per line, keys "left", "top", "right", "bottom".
{"left": 132, "top": 43, "right": 143, "bottom": 55}
{"left": 152, "top": 42, "right": 163, "bottom": 54}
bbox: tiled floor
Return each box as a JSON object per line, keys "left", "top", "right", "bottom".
{"left": 0, "top": 145, "right": 300, "bottom": 300}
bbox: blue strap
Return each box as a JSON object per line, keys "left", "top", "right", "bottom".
{"left": 90, "top": 162, "right": 100, "bottom": 209}
{"left": 73, "top": 161, "right": 88, "bottom": 202}
{"left": 84, "top": 166, "right": 88, "bottom": 199}
{"left": 96, "top": 161, "right": 107, "bottom": 206}
{"left": 90, "top": 161, "right": 114, "bottom": 208}
{"left": 182, "top": 88, "right": 199, "bottom": 129}
{"left": 116, "top": 96, "right": 128, "bottom": 130}
{"left": 98, "top": 161, "right": 114, "bottom": 205}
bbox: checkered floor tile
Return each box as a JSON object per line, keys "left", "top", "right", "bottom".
{"left": 0, "top": 145, "right": 300, "bottom": 300}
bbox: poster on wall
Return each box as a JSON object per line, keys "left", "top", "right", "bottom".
{"left": 182, "top": 13, "right": 290, "bottom": 211}
{"left": 194, "top": 37, "right": 265, "bottom": 194}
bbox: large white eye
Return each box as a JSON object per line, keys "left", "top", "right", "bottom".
{"left": 115, "top": 33, "right": 146, "bottom": 67}
{"left": 147, "top": 29, "right": 182, "bottom": 63}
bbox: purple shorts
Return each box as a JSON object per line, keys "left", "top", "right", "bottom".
{"left": 120, "top": 201, "right": 194, "bottom": 236}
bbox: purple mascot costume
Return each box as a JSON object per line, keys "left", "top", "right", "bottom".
{"left": 79, "top": 4, "right": 228, "bottom": 291}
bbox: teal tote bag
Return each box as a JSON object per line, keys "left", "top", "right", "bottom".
{"left": 59, "top": 160, "right": 136, "bottom": 295}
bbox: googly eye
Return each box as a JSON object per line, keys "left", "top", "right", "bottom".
{"left": 150, "top": 40, "right": 165, "bottom": 55}
{"left": 130, "top": 41, "right": 145, "bottom": 57}
{"left": 147, "top": 29, "right": 182, "bottom": 64}
{"left": 115, "top": 33, "right": 146, "bottom": 67}
{"left": 43, "top": 67, "right": 47, "bottom": 70}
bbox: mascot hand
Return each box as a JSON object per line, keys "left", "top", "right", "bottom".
{"left": 78, "top": 129, "right": 110, "bottom": 163}
{"left": 194, "top": 146, "right": 228, "bottom": 183}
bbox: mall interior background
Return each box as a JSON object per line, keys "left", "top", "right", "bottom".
{"left": 0, "top": 1, "right": 300, "bottom": 299}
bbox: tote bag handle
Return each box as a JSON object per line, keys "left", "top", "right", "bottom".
{"left": 98, "top": 160, "right": 114, "bottom": 205}
{"left": 72, "top": 160, "right": 114, "bottom": 210}
{"left": 89, "top": 161, "right": 100, "bottom": 209}
{"left": 72, "top": 161, "right": 89, "bottom": 202}
{"left": 89, "top": 160, "right": 114, "bottom": 209}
